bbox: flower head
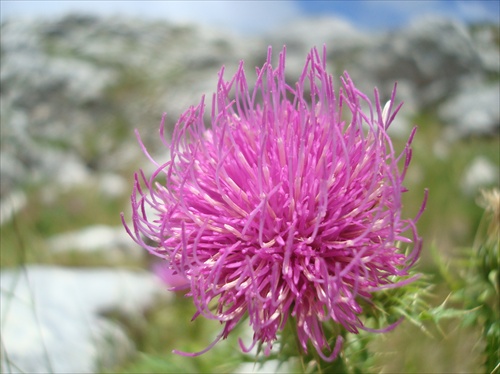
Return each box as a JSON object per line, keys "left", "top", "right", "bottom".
{"left": 123, "top": 46, "right": 426, "bottom": 361}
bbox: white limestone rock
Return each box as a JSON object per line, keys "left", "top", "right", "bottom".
{"left": 461, "top": 156, "right": 499, "bottom": 196}
{"left": 441, "top": 82, "right": 500, "bottom": 140}
{"left": 1, "top": 265, "right": 169, "bottom": 373}
{"left": 47, "top": 225, "right": 141, "bottom": 261}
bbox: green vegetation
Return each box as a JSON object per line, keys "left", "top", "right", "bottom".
{"left": 1, "top": 108, "right": 498, "bottom": 372}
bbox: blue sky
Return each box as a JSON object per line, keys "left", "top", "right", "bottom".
{"left": 296, "top": 0, "right": 500, "bottom": 29}
{"left": 1, "top": 0, "right": 498, "bottom": 34}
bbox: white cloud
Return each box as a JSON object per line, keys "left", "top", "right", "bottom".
{"left": 357, "top": 0, "right": 447, "bottom": 26}
{"left": 357, "top": 0, "right": 498, "bottom": 28}
{"left": 455, "top": 0, "right": 499, "bottom": 23}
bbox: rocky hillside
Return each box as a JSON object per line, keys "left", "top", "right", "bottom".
{"left": 1, "top": 14, "right": 499, "bottom": 204}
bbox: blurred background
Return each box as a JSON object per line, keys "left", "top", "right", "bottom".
{"left": 1, "top": 1, "right": 499, "bottom": 373}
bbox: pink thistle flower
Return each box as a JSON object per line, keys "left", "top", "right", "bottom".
{"left": 152, "top": 261, "right": 190, "bottom": 290}
{"left": 122, "top": 46, "right": 427, "bottom": 361}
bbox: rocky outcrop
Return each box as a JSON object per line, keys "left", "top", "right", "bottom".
{"left": 47, "top": 224, "right": 141, "bottom": 261}
{"left": 0, "top": 15, "right": 264, "bottom": 200}
{"left": 440, "top": 81, "right": 500, "bottom": 140}
{"left": 0, "top": 266, "right": 169, "bottom": 373}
